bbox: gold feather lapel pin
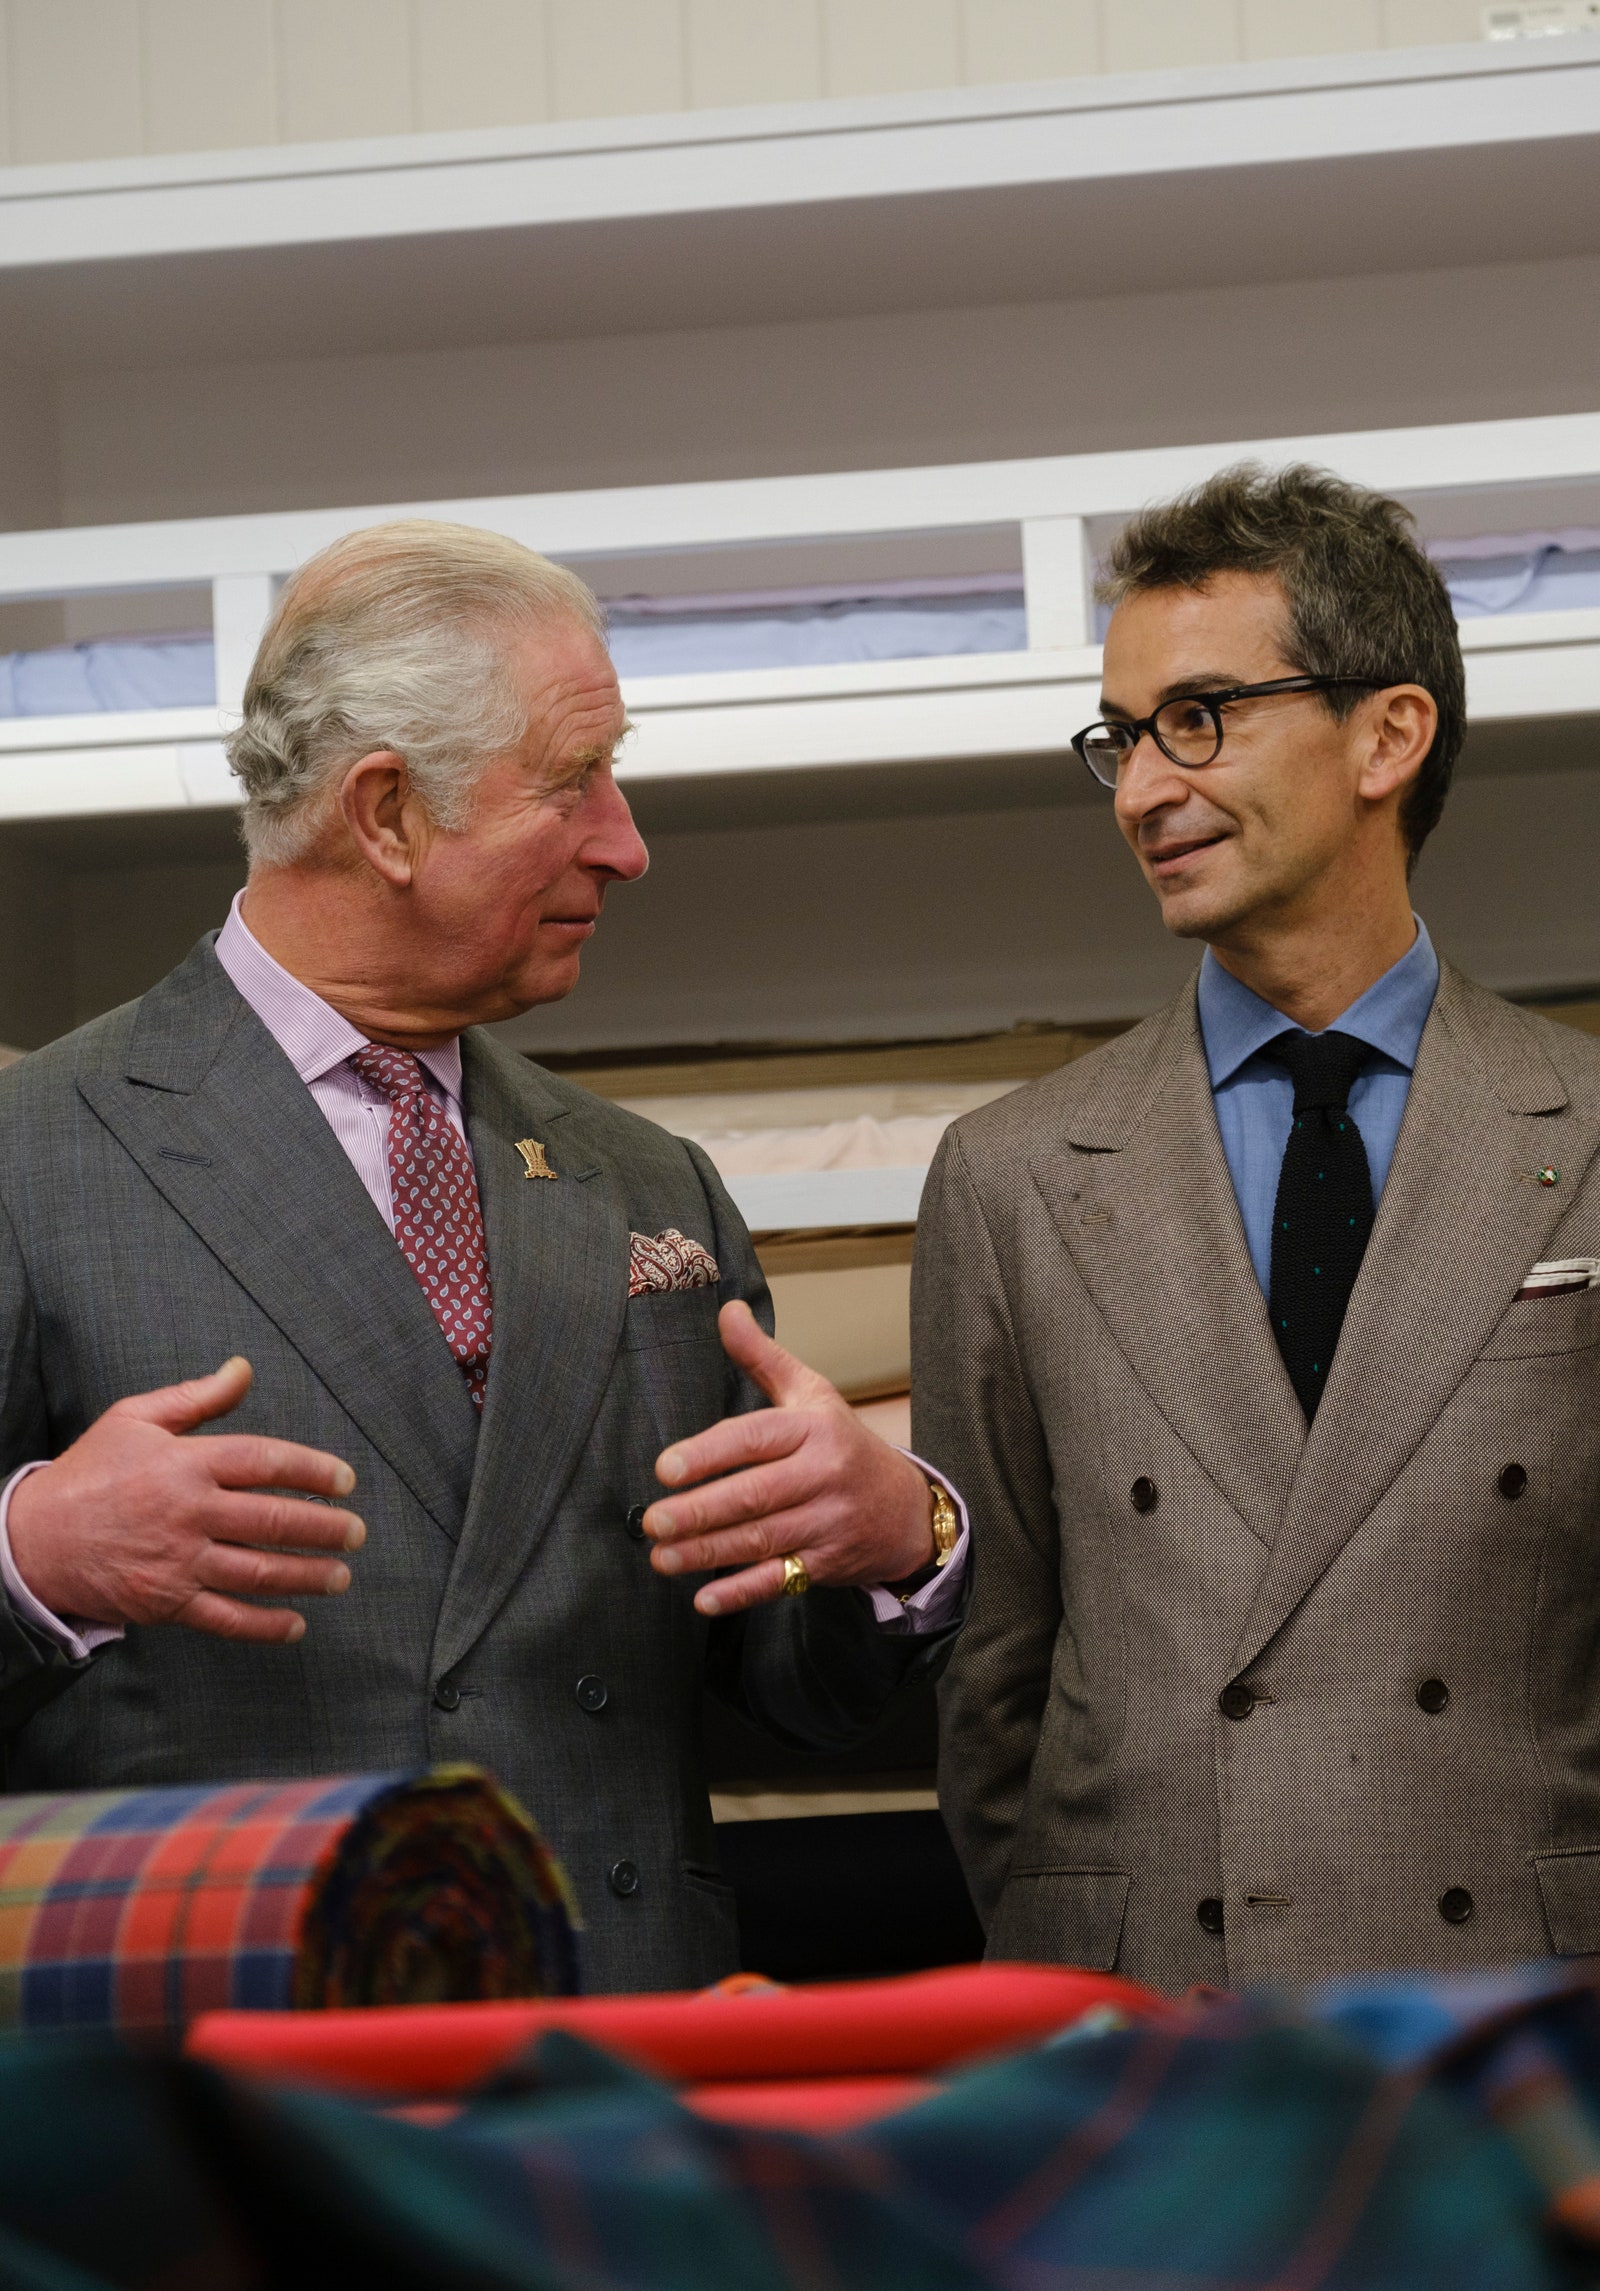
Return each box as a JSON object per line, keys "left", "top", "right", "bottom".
{"left": 515, "top": 1137, "right": 558, "bottom": 1180}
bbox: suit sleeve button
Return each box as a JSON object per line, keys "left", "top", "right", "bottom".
{"left": 1499, "top": 1464, "right": 1528, "bottom": 1501}
{"left": 1218, "top": 1683, "right": 1256, "bottom": 1721}
{"left": 432, "top": 1680, "right": 461, "bottom": 1712}
{"left": 1438, "top": 1887, "right": 1474, "bottom": 1924}
{"left": 1196, "top": 1897, "right": 1225, "bottom": 1934}
{"left": 1416, "top": 1678, "right": 1449, "bottom": 1714}
{"left": 625, "top": 1504, "right": 648, "bottom": 1542}
{"left": 1130, "top": 1477, "right": 1158, "bottom": 1513}
{"left": 608, "top": 1859, "right": 641, "bottom": 1898}
{"left": 575, "top": 1675, "right": 609, "bottom": 1713}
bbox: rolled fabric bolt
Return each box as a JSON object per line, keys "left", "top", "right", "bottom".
{"left": 0, "top": 1765, "right": 580, "bottom": 2042}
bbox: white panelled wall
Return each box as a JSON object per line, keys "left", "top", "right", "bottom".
{"left": 0, "top": 0, "right": 1499, "bottom": 167}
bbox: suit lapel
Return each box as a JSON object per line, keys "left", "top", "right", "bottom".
{"left": 1231, "top": 964, "right": 1599, "bottom": 1673}
{"left": 430, "top": 1034, "right": 630, "bottom": 1680}
{"left": 78, "top": 944, "right": 479, "bottom": 1539}
{"left": 1030, "top": 984, "right": 1306, "bottom": 1546}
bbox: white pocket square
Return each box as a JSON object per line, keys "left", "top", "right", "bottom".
{"left": 1517, "top": 1258, "right": 1600, "bottom": 1300}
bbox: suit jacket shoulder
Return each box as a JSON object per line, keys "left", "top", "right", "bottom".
{"left": 0, "top": 992, "right": 150, "bottom": 1130}
{"left": 1430, "top": 962, "right": 1600, "bottom": 1116}
{"left": 940, "top": 962, "right": 1600, "bottom": 1186}
{"left": 939, "top": 981, "right": 1200, "bottom": 1184}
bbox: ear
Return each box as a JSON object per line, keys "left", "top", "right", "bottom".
{"left": 336, "top": 751, "right": 430, "bottom": 887}
{"left": 1356, "top": 685, "right": 1436, "bottom": 808}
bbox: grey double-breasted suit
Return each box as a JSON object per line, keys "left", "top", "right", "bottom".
{"left": 0, "top": 940, "right": 956, "bottom": 1993}
{"left": 917, "top": 962, "right": 1600, "bottom": 1990}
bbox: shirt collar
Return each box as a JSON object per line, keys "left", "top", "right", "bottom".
{"left": 214, "top": 891, "right": 464, "bottom": 1103}
{"left": 1197, "top": 917, "right": 1440, "bottom": 1089}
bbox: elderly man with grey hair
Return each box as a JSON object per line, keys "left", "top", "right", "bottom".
{"left": 0, "top": 521, "right": 965, "bottom": 1992}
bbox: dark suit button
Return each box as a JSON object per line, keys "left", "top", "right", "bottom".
{"left": 432, "top": 1680, "right": 461, "bottom": 1712}
{"left": 1438, "top": 1886, "right": 1474, "bottom": 1924}
{"left": 1196, "top": 1897, "right": 1224, "bottom": 1935}
{"left": 1417, "top": 1678, "right": 1449, "bottom": 1714}
{"left": 1218, "top": 1683, "right": 1256, "bottom": 1721}
{"left": 625, "top": 1504, "right": 648, "bottom": 1542}
{"left": 1130, "top": 1477, "right": 1158, "bottom": 1514}
{"left": 608, "top": 1859, "right": 640, "bottom": 1898}
{"left": 575, "top": 1675, "right": 608, "bottom": 1714}
{"left": 1499, "top": 1463, "right": 1528, "bottom": 1501}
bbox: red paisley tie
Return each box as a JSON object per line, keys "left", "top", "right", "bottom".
{"left": 349, "top": 1045, "right": 494, "bottom": 1410}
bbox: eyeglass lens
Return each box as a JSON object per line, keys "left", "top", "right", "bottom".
{"left": 1080, "top": 696, "right": 1223, "bottom": 785}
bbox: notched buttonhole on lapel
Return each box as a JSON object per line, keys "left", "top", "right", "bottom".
{"left": 157, "top": 1147, "right": 213, "bottom": 1167}
{"left": 1080, "top": 1208, "right": 1112, "bottom": 1227}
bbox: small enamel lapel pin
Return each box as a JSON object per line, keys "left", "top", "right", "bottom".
{"left": 515, "top": 1137, "right": 558, "bottom": 1180}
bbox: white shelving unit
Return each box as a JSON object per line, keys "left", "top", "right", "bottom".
{"left": 1, "top": 408, "right": 1599, "bottom": 826}
{"left": 2, "top": 36, "right": 1597, "bottom": 368}
{"left": 0, "top": 35, "right": 1596, "bottom": 1068}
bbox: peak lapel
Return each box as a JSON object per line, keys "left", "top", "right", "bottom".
{"left": 1232, "top": 966, "right": 1595, "bottom": 1673}
{"left": 78, "top": 947, "right": 479, "bottom": 1540}
{"left": 1029, "top": 985, "right": 1305, "bottom": 1545}
{"left": 431, "top": 1037, "right": 629, "bottom": 1680}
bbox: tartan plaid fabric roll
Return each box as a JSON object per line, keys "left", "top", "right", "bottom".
{"left": 0, "top": 1764, "right": 579, "bottom": 2042}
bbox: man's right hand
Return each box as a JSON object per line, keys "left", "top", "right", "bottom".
{"left": 6, "top": 1357, "right": 365, "bottom": 1645}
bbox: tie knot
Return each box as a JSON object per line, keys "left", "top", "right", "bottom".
{"left": 1268, "top": 1027, "right": 1371, "bottom": 1114}
{"left": 349, "top": 1043, "right": 429, "bottom": 1105}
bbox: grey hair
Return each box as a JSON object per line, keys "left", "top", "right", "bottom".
{"left": 226, "top": 519, "right": 608, "bottom": 867}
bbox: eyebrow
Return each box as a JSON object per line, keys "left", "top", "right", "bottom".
{"left": 540, "top": 716, "right": 634, "bottom": 793}
{"left": 1099, "top": 672, "right": 1245, "bottom": 719}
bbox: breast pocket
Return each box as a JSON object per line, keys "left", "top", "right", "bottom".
{"left": 1480, "top": 1285, "right": 1600, "bottom": 1361}
{"left": 618, "top": 1287, "right": 723, "bottom": 1352}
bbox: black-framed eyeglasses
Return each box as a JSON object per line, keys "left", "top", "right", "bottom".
{"left": 1071, "top": 676, "right": 1384, "bottom": 789}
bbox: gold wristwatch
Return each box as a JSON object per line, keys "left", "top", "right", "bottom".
{"left": 928, "top": 1477, "right": 960, "bottom": 1567}
{"left": 894, "top": 1475, "right": 961, "bottom": 1602}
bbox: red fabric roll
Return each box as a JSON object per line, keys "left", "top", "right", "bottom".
{"left": 188, "top": 1961, "right": 1167, "bottom": 2098}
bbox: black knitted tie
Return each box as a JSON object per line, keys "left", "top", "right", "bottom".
{"left": 1267, "top": 1030, "right": 1375, "bottom": 1420}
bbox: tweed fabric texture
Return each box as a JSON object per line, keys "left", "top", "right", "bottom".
{"left": 0, "top": 940, "right": 959, "bottom": 1995}
{"left": 0, "top": 1766, "right": 580, "bottom": 2041}
{"left": 627, "top": 1227, "right": 721, "bottom": 1298}
{"left": 349, "top": 1044, "right": 494, "bottom": 1408}
{"left": 917, "top": 963, "right": 1600, "bottom": 1992}
{"left": 1266, "top": 1029, "right": 1375, "bottom": 1418}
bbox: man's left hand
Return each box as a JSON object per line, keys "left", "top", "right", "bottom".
{"left": 644, "top": 1300, "right": 935, "bottom": 1617}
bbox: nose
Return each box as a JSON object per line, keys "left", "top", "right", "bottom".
{"left": 1112, "top": 731, "right": 1193, "bottom": 834}
{"left": 587, "top": 769, "right": 650, "bottom": 883}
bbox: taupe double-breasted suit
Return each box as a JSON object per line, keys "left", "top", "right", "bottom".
{"left": 916, "top": 961, "right": 1600, "bottom": 1989}
{"left": 0, "top": 941, "right": 958, "bottom": 1993}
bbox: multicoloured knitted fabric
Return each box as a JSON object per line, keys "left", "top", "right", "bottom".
{"left": 0, "top": 1765, "right": 579, "bottom": 2042}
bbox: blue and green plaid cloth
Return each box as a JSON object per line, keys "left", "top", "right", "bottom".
{"left": 3, "top": 1962, "right": 1600, "bottom": 2287}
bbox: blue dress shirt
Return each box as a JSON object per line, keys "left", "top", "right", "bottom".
{"left": 1196, "top": 920, "right": 1441, "bottom": 1296}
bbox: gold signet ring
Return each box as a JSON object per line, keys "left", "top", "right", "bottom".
{"left": 779, "top": 1552, "right": 810, "bottom": 1598}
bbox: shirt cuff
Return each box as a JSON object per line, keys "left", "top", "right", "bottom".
{"left": 865, "top": 1452, "right": 970, "bottom": 1636}
{"left": 0, "top": 1464, "right": 124, "bottom": 1663}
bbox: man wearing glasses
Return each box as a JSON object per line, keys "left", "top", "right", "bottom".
{"left": 920, "top": 461, "right": 1600, "bottom": 1988}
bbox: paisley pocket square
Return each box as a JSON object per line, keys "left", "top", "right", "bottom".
{"left": 628, "top": 1228, "right": 721, "bottom": 1298}
{"left": 1517, "top": 1258, "right": 1600, "bottom": 1300}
